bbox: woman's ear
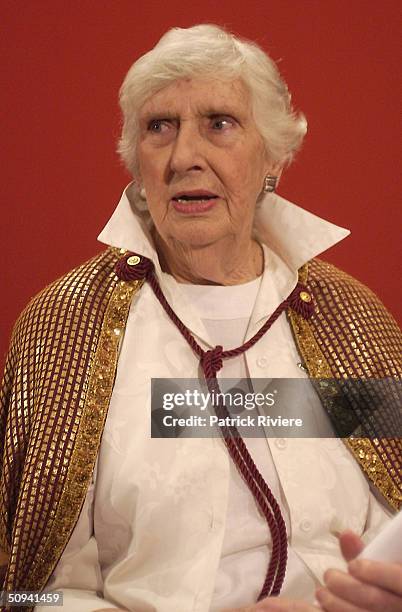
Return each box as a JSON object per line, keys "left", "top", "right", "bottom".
{"left": 131, "top": 172, "right": 147, "bottom": 200}
{"left": 131, "top": 170, "right": 141, "bottom": 187}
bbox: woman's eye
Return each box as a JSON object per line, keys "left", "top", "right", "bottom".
{"left": 148, "top": 120, "right": 168, "bottom": 133}
{"left": 211, "top": 117, "right": 234, "bottom": 130}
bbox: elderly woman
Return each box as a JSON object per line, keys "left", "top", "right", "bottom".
{"left": 1, "top": 24, "right": 401, "bottom": 612}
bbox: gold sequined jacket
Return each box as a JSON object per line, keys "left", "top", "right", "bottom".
{"left": 0, "top": 247, "right": 401, "bottom": 609}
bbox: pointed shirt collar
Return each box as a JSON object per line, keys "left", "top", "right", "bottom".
{"left": 98, "top": 182, "right": 350, "bottom": 273}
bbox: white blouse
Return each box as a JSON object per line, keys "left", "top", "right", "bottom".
{"left": 36, "top": 187, "right": 391, "bottom": 612}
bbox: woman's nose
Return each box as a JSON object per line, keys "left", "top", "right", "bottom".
{"left": 169, "top": 123, "right": 205, "bottom": 174}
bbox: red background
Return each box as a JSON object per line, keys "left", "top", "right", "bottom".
{"left": 1, "top": 0, "right": 401, "bottom": 368}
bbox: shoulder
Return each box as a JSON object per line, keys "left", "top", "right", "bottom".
{"left": 308, "top": 258, "right": 398, "bottom": 324}
{"left": 11, "top": 247, "right": 122, "bottom": 348}
{"left": 307, "top": 258, "right": 401, "bottom": 375}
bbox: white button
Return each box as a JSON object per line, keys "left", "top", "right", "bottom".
{"left": 300, "top": 519, "right": 312, "bottom": 532}
{"left": 275, "top": 438, "right": 287, "bottom": 449}
{"left": 257, "top": 356, "right": 268, "bottom": 368}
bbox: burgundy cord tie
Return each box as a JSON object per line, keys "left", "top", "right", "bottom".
{"left": 116, "top": 254, "right": 155, "bottom": 281}
{"left": 201, "top": 346, "right": 224, "bottom": 378}
{"left": 116, "top": 252, "right": 315, "bottom": 600}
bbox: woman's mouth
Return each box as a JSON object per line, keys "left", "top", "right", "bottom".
{"left": 171, "top": 191, "right": 219, "bottom": 214}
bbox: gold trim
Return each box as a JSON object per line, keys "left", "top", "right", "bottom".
{"left": 288, "top": 264, "right": 401, "bottom": 512}
{"left": 297, "top": 262, "right": 308, "bottom": 285}
{"left": 288, "top": 262, "right": 332, "bottom": 379}
{"left": 344, "top": 438, "right": 401, "bottom": 511}
{"left": 288, "top": 308, "right": 333, "bottom": 378}
{"left": 289, "top": 262, "right": 334, "bottom": 378}
{"left": 26, "top": 277, "right": 143, "bottom": 591}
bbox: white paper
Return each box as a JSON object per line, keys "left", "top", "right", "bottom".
{"left": 359, "top": 511, "right": 402, "bottom": 563}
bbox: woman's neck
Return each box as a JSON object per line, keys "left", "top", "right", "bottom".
{"left": 154, "top": 232, "right": 264, "bottom": 285}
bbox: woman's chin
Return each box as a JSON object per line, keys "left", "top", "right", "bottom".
{"left": 164, "top": 219, "right": 228, "bottom": 250}
{"left": 173, "top": 229, "right": 225, "bottom": 250}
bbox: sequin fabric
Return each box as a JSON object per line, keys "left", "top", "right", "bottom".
{"left": 0, "top": 249, "right": 400, "bottom": 608}
{"left": 0, "top": 248, "right": 139, "bottom": 610}
{"left": 289, "top": 259, "right": 402, "bottom": 510}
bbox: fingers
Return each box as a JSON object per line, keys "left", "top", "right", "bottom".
{"left": 338, "top": 530, "right": 364, "bottom": 562}
{"left": 317, "top": 583, "right": 402, "bottom": 612}
{"left": 316, "top": 587, "right": 365, "bottom": 612}
{"left": 348, "top": 558, "right": 402, "bottom": 595}
{"left": 319, "top": 565, "right": 402, "bottom": 612}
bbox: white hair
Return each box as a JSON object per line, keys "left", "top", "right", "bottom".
{"left": 117, "top": 24, "right": 307, "bottom": 173}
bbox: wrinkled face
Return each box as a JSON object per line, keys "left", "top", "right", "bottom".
{"left": 136, "top": 78, "right": 273, "bottom": 249}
